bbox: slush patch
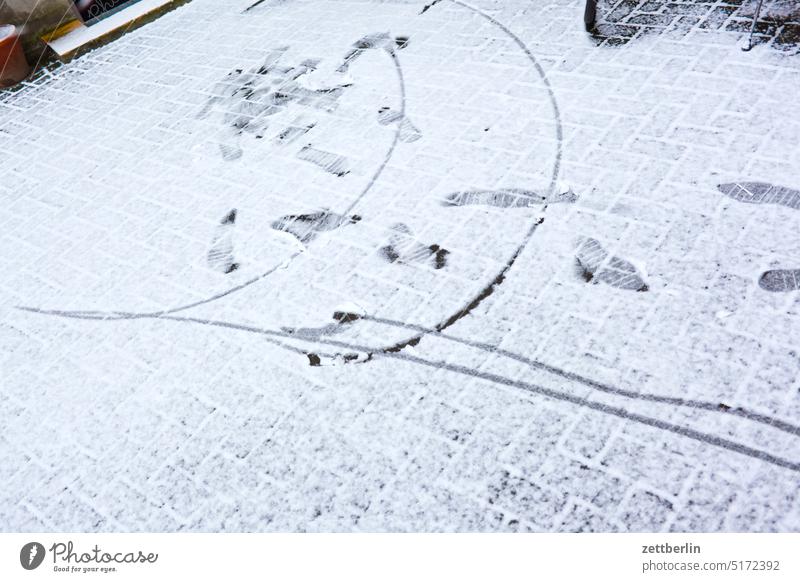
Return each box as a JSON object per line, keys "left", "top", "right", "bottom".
{"left": 575, "top": 237, "right": 648, "bottom": 292}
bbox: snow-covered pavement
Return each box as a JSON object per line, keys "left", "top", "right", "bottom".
{"left": 1, "top": 0, "right": 800, "bottom": 532}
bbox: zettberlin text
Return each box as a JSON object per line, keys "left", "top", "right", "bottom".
{"left": 642, "top": 543, "right": 700, "bottom": 554}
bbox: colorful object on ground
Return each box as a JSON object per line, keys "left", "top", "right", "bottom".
{"left": 0, "top": 25, "right": 29, "bottom": 87}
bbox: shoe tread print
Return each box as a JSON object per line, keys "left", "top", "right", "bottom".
{"left": 207, "top": 209, "right": 240, "bottom": 274}
{"left": 719, "top": 181, "right": 800, "bottom": 292}
{"left": 379, "top": 223, "right": 449, "bottom": 270}
{"left": 759, "top": 269, "right": 800, "bottom": 293}
{"left": 575, "top": 237, "right": 648, "bottom": 292}
{"left": 271, "top": 210, "right": 361, "bottom": 244}
{"left": 442, "top": 187, "right": 578, "bottom": 208}
{"left": 718, "top": 182, "right": 800, "bottom": 210}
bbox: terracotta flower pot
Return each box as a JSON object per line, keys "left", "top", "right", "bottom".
{"left": 0, "top": 25, "right": 31, "bottom": 88}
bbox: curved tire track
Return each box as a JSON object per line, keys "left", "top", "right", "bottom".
{"left": 40, "top": 310, "right": 797, "bottom": 474}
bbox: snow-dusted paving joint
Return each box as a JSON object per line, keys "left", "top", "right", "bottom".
{"left": 1, "top": 0, "right": 799, "bottom": 532}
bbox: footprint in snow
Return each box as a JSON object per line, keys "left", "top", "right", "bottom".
{"left": 442, "top": 187, "right": 578, "bottom": 208}
{"left": 380, "top": 223, "right": 449, "bottom": 270}
{"left": 198, "top": 49, "right": 351, "bottom": 161}
{"left": 718, "top": 182, "right": 800, "bottom": 291}
{"left": 273, "top": 122, "right": 316, "bottom": 146}
{"left": 207, "top": 209, "right": 239, "bottom": 274}
{"left": 336, "top": 32, "right": 406, "bottom": 72}
{"left": 575, "top": 237, "right": 648, "bottom": 292}
{"left": 758, "top": 269, "right": 800, "bottom": 293}
{"left": 296, "top": 145, "right": 351, "bottom": 177}
{"left": 271, "top": 210, "right": 361, "bottom": 244}
{"left": 718, "top": 182, "right": 800, "bottom": 210}
{"left": 378, "top": 106, "right": 421, "bottom": 143}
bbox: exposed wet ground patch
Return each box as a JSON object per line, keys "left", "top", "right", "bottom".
{"left": 589, "top": 0, "right": 800, "bottom": 53}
